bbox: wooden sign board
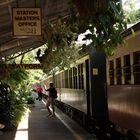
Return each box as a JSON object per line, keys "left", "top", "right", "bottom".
{"left": 12, "top": 8, "right": 42, "bottom": 37}
{"left": 0, "top": 64, "right": 43, "bottom": 70}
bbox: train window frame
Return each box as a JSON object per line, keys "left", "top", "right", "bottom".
{"left": 69, "top": 68, "right": 72, "bottom": 88}
{"left": 123, "top": 54, "right": 131, "bottom": 84}
{"left": 116, "top": 57, "right": 122, "bottom": 85}
{"left": 64, "top": 70, "right": 68, "bottom": 88}
{"left": 62, "top": 72, "right": 65, "bottom": 88}
{"left": 109, "top": 60, "right": 114, "bottom": 85}
{"left": 78, "top": 63, "right": 84, "bottom": 89}
{"left": 73, "top": 67, "right": 78, "bottom": 89}
{"left": 133, "top": 51, "right": 140, "bottom": 84}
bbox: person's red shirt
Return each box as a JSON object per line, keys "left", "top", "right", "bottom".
{"left": 36, "top": 86, "right": 43, "bottom": 93}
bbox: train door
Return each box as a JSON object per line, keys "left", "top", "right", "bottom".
{"left": 85, "top": 59, "right": 91, "bottom": 117}
{"left": 89, "top": 49, "right": 109, "bottom": 124}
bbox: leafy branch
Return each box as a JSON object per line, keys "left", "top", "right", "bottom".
{"left": 36, "top": 20, "right": 80, "bottom": 74}
{"left": 36, "top": 0, "right": 127, "bottom": 74}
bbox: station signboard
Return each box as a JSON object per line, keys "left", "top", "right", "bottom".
{"left": 0, "top": 64, "right": 43, "bottom": 70}
{"left": 12, "top": 8, "right": 42, "bottom": 37}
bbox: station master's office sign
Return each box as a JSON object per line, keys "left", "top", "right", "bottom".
{"left": 12, "top": 8, "right": 42, "bottom": 37}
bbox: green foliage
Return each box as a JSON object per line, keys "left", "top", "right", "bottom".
{"left": 36, "top": 0, "right": 127, "bottom": 74}
{"left": 14, "top": 49, "right": 37, "bottom": 64}
{"left": 26, "top": 96, "right": 35, "bottom": 104}
{"left": 9, "top": 68, "right": 29, "bottom": 87}
{"left": 37, "top": 20, "right": 80, "bottom": 74}
{"left": 74, "top": 1, "right": 127, "bottom": 55}
{"left": 0, "top": 64, "right": 29, "bottom": 87}
{"left": 123, "top": 3, "right": 140, "bottom": 24}
{"left": 0, "top": 64, "right": 32, "bottom": 130}
{"left": 0, "top": 82, "right": 28, "bottom": 129}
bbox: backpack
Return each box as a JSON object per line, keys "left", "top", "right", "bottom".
{"left": 50, "top": 88, "right": 58, "bottom": 98}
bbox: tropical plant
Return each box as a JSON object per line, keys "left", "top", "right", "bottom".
{"left": 26, "top": 96, "right": 35, "bottom": 104}
{"left": 123, "top": 0, "right": 140, "bottom": 25}
{"left": 36, "top": 0, "right": 126, "bottom": 74}
{"left": 72, "top": 0, "right": 127, "bottom": 55}
{"left": 0, "top": 82, "right": 28, "bottom": 130}
{"left": 14, "top": 49, "right": 37, "bottom": 64}
{"left": 0, "top": 63, "right": 30, "bottom": 130}
{"left": 37, "top": 20, "right": 80, "bottom": 74}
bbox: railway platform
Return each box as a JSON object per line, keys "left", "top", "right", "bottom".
{"left": 0, "top": 96, "right": 97, "bottom": 140}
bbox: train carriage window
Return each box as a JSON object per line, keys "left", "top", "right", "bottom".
{"left": 69, "top": 68, "right": 72, "bottom": 88}
{"left": 116, "top": 57, "right": 122, "bottom": 84}
{"left": 133, "top": 51, "right": 140, "bottom": 84}
{"left": 109, "top": 60, "right": 114, "bottom": 85}
{"left": 65, "top": 70, "right": 68, "bottom": 88}
{"left": 73, "top": 67, "right": 75, "bottom": 88}
{"left": 59, "top": 73, "right": 62, "bottom": 88}
{"left": 75, "top": 67, "right": 78, "bottom": 89}
{"left": 62, "top": 72, "right": 65, "bottom": 88}
{"left": 78, "top": 64, "right": 84, "bottom": 89}
{"left": 73, "top": 67, "right": 77, "bottom": 89}
{"left": 56, "top": 74, "right": 58, "bottom": 87}
{"left": 78, "top": 65, "right": 80, "bottom": 89}
{"left": 66, "top": 70, "right": 68, "bottom": 88}
{"left": 55, "top": 75, "right": 58, "bottom": 87}
{"left": 57, "top": 74, "right": 61, "bottom": 88}
{"left": 81, "top": 64, "right": 84, "bottom": 89}
{"left": 124, "top": 55, "right": 131, "bottom": 84}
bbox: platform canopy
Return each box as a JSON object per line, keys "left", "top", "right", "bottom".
{"left": 0, "top": 0, "right": 108, "bottom": 62}
{"left": 0, "top": 0, "right": 73, "bottom": 61}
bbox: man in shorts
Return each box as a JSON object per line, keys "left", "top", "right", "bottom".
{"left": 45, "top": 83, "right": 57, "bottom": 117}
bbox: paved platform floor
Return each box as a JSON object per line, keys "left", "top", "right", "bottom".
{"left": 0, "top": 97, "right": 97, "bottom": 140}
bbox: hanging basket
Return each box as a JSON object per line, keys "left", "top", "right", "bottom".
{"left": 74, "top": 0, "right": 108, "bottom": 17}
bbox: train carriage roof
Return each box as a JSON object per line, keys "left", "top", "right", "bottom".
{"left": 121, "top": 22, "right": 140, "bottom": 38}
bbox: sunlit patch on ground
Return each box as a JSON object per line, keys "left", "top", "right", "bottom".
{"left": 14, "top": 112, "right": 29, "bottom": 140}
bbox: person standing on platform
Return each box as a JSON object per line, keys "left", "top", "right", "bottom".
{"left": 45, "top": 83, "right": 57, "bottom": 117}
{"left": 36, "top": 85, "right": 43, "bottom": 101}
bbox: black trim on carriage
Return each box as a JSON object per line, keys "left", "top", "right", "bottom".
{"left": 121, "top": 22, "right": 140, "bottom": 38}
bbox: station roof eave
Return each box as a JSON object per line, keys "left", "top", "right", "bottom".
{"left": 0, "top": 0, "right": 72, "bottom": 62}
